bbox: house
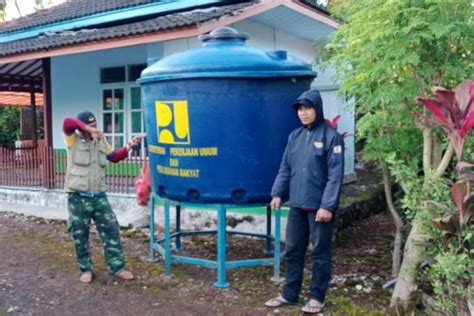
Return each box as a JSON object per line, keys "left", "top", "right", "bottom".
{"left": 0, "top": 0, "right": 354, "bottom": 230}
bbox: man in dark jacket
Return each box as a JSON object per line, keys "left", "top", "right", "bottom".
{"left": 265, "top": 89, "right": 344, "bottom": 314}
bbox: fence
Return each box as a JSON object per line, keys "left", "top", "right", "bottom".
{"left": 0, "top": 144, "right": 147, "bottom": 194}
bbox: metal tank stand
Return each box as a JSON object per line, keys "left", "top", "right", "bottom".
{"left": 148, "top": 194, "right": 285, "bottom": 288}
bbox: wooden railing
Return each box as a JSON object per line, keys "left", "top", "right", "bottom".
{"left": 0, "top": 144, "right": 147, "bottom": 194}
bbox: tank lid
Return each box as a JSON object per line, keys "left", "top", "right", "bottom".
{"left": 199, "top": 26, "right": 249, "bottom": 42}
{"left": 138, "top": 27, "right": 316, "bottom": 83}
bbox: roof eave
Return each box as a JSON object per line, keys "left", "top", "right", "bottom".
{"left": 0, "top": 0, "right": 340, "bottom": 64}
{"left": 0, "top": 26, "right": 202, "bottom": 64}
{"left": 0, "top": 0, "right": 235, "bottom": 42}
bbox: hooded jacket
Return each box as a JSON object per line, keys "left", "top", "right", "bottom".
{"left": 271, "top": 90, "right": 344, "bottom": 211}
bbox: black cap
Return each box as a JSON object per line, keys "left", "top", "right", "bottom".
{"left": 292, "top": 98, "right": 313, "bottom": 110}
{"left": 77, "top": 111, "right": 96, "bottom": 125}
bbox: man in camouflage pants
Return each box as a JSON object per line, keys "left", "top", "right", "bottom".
{"left": 63, "top": 111, "right": 141, "bottom": 283}
{"left": 68, "top": 194, "right": 125, "bottom": 276}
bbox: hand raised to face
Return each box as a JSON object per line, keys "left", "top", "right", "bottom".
{"left": 131, "top": 136, "right": 143, "bottom": 146}
{"left": 82, "top": 124, "right": 103, "bottom": 143}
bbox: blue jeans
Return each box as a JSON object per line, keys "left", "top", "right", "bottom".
{"left": 282, "top": 207, "right": 334, "bottom": 304}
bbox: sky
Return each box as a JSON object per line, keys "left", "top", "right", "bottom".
{"left": 4, "top": 0, "right": 65, "bottom": 21}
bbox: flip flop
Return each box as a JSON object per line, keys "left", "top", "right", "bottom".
{"left": 79, "top": 271, "right": 93, "bottom": 283}
{"left": 301, "top": 300, "right": 325, "bottom": 314}
{"left": 114, "top": 270, "right": 134, "bottom": 281}
{"left": 264, "top": 295, "right": 294, "bottom": 308}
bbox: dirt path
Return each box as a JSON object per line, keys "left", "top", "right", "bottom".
{"left": 0, "top": 210, "right": 394, "bottom": 315}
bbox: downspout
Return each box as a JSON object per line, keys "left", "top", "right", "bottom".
{"left": 30, "top": 87, "right": 37, "bottom": 148}
{"left": 41, "top": 57, "right": 54, "bottom": 189}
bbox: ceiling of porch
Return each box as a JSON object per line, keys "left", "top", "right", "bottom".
{"left": 0, "top": 59, "right": 43, "bottom": 107}
{"left": 0, "top": 59, "right": 43, "bottom": 94}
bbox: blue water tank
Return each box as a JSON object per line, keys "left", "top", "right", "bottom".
{"left": 138, "top": 27, "right": 316, "bottom": 204}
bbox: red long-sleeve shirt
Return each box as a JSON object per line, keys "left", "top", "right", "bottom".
{"left": 62, "top": 117, "right": 128, "bottom": 162}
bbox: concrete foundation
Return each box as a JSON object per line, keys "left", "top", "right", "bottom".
{"left": 0, "top": 170, "right": 385, "bottom": 241}
{"left": 0, "top": 187, "right": 149, "bottom": 228}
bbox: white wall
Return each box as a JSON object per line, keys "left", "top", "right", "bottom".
{"left": 162, "top": 19, "right": 316, "bottom": 64}
{"left": 163, "top": 36, "right": 201, "bottom": 56}
{"left": 51, "top": 44, "right": 163, "bottom": 148}
{"left": 234, "top": 19, "right": 316, "bottom": 66}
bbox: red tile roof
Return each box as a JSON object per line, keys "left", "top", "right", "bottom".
{"left": 0, "top": 91, "right": 44, "bottom": 107}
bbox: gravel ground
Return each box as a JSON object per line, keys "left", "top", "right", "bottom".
{"left": 0, "top": 209, "right": 395, "bottom": 315}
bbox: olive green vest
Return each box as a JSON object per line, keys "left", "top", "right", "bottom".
{"left": 65, "top": 135, "right": 108, "bottom": 193}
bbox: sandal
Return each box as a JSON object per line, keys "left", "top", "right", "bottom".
{"left": 301, "top": 300, "right": 325, "bottom": 314}
{"left": 114, "top": 270, "right": 134, "bottom": 281}
{"left": 79, "top": 271, "right": 93, "bottom": 283}
{"left": 264, "top": 295, "right": 294, "bottom": 308}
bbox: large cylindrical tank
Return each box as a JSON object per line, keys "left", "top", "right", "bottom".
{"left": 138, "top": 27, "right": 316, "bottom": 204}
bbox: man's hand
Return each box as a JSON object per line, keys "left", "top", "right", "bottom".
{"left": 91, "top": 130, "right": 103, "bottom": 143}
{"left": 83, "top": 125, "right": 102, "bottom": 143}
{"left": 131, "top": 136, "right": 143, "bottom": 146}
{"left": 270, "top": 197, "right": 282, "bottom": 210}
{"left": 315, "top": 208, "right": 332, "bottom": 223}
{"left": 127, "top": 136, "right": 143, "bottom": 150}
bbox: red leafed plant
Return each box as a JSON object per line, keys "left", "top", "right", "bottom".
{"left": 325, "top": 115, "right": 350, "bottom": 138}
{"left": 428, "top": 182, "right": 474, "bottom": 240}
{"left": 325, "top": 115, "right": 341, "bottom": 128}
{"left": 415, "top": 80, "right": 474, "bottom": 161}
{"left": 415, "top": 79, "right": 474, "bottom": 237}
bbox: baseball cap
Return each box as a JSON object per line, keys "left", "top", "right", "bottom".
{"left": 292, "top": 98, "right": 313, "bottom": 110}
{"left": 77, "top": 111, "right": 96, "bottom": 125}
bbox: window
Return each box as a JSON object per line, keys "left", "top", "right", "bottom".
{"left": 128, "top": 64, "right": 146, "bottom": 82}
{"left": 102, "top": 88, "right": 125, "bottom": 149}
{"left": 100, "top": 66, "right": 126, "bottom": 84}
{"left": 100, "top": 64, "right": 147, "bottom": 156}
{"left": 129, "top": 86, "right": 146, "bottom": 156}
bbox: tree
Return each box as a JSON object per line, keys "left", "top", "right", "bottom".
{"left": 0, "top": 0, "right": 53, "bottom": 21}
{"left": 324, "top": 0, "right": 473, "bottom": 310}
{"left": 34, "top": 0, "right": 53, "bottom": 10}
{"left": 0, "top": 107, "right": 20, "bottom": 146}
{"left": 0, "top": 0, "right": 22, "bottom": 22}
{"left": 415, "top": 80, "right": 474, "bottom": 314}
{"left": 0, "top": 0, "right": 6, "bottom": 21}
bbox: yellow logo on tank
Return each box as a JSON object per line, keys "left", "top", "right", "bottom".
{"left": 155, "top": 100, "right": 190, "bottom": 144}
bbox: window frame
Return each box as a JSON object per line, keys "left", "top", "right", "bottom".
{"left": 99, "top": 63, "right": 146, "bottom": 157}
{"left": 100, "top": 83, "right": 126, "bottom": 151}
{"left": 128, "top": 84, "right": 146, "bottom": 157}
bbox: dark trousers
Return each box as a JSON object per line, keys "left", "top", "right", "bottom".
{"left": 282, "top": 207, "right": 334, "bottom": 304}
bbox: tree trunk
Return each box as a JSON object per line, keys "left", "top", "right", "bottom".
{"left": 393, "top": 228, "right": 404, "bottom": 278}
{"left": 435, "top": 143, "right": 453, "bottom": 177}
{"left": 14, "top": 0, "right": 21, "bottom": 16}
{"left": 431, "top": 134, "right": 443, "bottom": 169}
{"left": 381, "top": 160, "right": 404, "bottom": 277}
{"left": 422, "top": 128, "right": 432, "bottom": 178}
{"left": 390, "top": 215, "right": 430, "bottom": 309}
{"left": 391, "top": 127, "right": 437, "bottom": 309}
{"left": 468, "top": 296, "right": 474, "bottom": 316}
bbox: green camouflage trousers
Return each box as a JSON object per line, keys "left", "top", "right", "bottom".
{"left": 67, "top": 193, "right": 125, "bottom": 274}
